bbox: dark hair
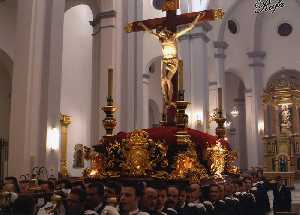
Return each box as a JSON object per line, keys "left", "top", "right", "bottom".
{"left": 12, "top": 195, "right": 35, "bottom": 215}
{"left": 178, "top": 185, "right": 189, "bottom": 192}
{"left": 71, "top": 188, "right": 86, "bottom": 202}
{"left": 209, "top": 183, "right": 220, "bottom": 191}
{"left": 40, "top": 180, "right": 55, "bottom": 191}
{"left": 71, "top": 181, "right": 85, "bottom": 190}
{"left": 61, "top": 179, "right": 72, "bottom": 189}
{"left": 5, "top": 176, "right": 20, "bottom": 193}
{"left": 105, "top": 181, "right": 121, "bottom": 194}
{"left": 88, "top": 182, "right": 104, "bottom": 196}
{"left": 121, "top": 181, "right": 144, "bottom": 197}
{"left": 243, "top": 177, "right": 252, "bottom": 182}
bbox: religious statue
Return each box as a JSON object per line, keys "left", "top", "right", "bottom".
{"left": 138, "top": 13, "right": 204, "bottom": 107}
{"left": 279, "top": 156, "right": 287, "bottom": 172}
{"left": 73, "top": 144, "right": 84, "bottom": 168}
{"left": 281, "top": 104, "right": 291, "bottom": 130}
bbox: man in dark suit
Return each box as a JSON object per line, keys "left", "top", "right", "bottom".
{"left": 273, "top": 176, "right": 291, "bottom": 214}
{"left": 85, "top": 182, "right": 106, "bottom": 214}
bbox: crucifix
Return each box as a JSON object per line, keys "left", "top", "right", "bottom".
{"left": 125, "top": 0, "right": 224, "bottom": 125}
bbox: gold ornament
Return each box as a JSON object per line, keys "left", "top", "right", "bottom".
{"left": 213, "top": 9, "right": 225, "bottom": 20}
{"left": 171, "top": 137, "right": 208, "bottom": 182}
{"left": 121, "top": 130, "right": 153, "bottom": 177}
{"left": 225, "top": 151, "right": 240, "bottom": 175}
{"left": 83, "top": 146, "right": 105, "bottom": 179}
{"left": 207, "top": 140, "right": 228, "bottom": 179}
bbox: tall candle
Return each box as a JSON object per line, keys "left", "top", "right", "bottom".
{"left": 108, "top": 68, "right": 113, "bottom": 98}
{"left": 218, "top": 87, "right": 222, "bottom": 109}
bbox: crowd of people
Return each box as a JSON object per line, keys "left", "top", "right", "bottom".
{"left": 0, "top": 170, "right": 292, "bottom": 215}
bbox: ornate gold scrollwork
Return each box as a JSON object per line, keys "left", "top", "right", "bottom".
{"left": 171, "top": 137, "right": 208, "bottom": 182}
{"left": 213, "top": 9, "right": 225, "bottom": 20}
{"left": 121, "top": 130, "right": 153, "bottom": 177}
{"left": 225, "top": 151, "right": 240, "bottom": 175}
{"left": 83, "top": 146, "right": 105, "bottom": 179}
{"left": 206, "top": 141, "right": 228, "bottom": 179}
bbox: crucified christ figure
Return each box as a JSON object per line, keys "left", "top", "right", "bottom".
{"left": 139, "top": 13, "right": 203, "bottom": 107}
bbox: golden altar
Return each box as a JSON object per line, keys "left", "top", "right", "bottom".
{"left": 262, "top": 77, "right": 300, "bottom": 187}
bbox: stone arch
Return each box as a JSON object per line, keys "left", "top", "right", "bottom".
{"left": 65, "top": 0, "right": 99, "bottom": 15}
{"left": 224, "top": 71, "right": 247, "bottom": 169}
{"left": 266, "top": 69, "right": 300, "bottom": 88}
{"left": 61, "top": 4, "right": 94, "bottom": 176}
{"left": 145, "top": 55, "right": 162, "bottom": 75}
{"left": 142, "top": 56, "right": 163, "bottom": 128}
{"left": 217, "top": 0, "right": 243, "bottom": 42}
{"left": 0, "top": 48, "right": 13, "bottom": 78}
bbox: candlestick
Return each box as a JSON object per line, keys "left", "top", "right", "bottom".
{"left": 218, "top": 88, "right": 222, "bottom": 109}
{"left": 108, "top": 68, "right": 113, "bottom": 98}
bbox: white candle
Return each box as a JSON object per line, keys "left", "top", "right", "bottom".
{"left": 108, "top": 68, "right": 113, "bottom": 98}
{"left": 218, "top": 88, "right": 222, "bottom": 109}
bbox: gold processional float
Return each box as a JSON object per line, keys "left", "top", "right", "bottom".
{"left": 83, "top": 0, "right": 239, "bottom": 183}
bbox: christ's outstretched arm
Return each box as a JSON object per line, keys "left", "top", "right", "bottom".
{"left": 138, "top": 22, "right": 159, "bottom": 39}
{"left": 175, "top": 13, "right": 205, "bottom": 39}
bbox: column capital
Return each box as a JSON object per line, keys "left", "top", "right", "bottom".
{"left": 249, "top": 62, "right": 265, "bottom": 68}
{"left": 247, "top": 51, "right": 266, "bottom": 59}
{"left": 179, "top": 25, "right": 211, "bottom": 43}
{"left": 247, "top": 51, "right": 266, "bottom": 68}
{"left": 90, "top": 10, "right": 117, "bottom": 27}
{"left": 214, "top": 53, "right": 226, "bottom": 59}
{"left": 245, "top": 88, "right": 253, "bottom": 94}
{"left": 214, "top": 41, "right": 229, "bottom": 49}
{"left": 90, "top": 10, "right": 117, "bottom": 35}
{"left": 190, "top": 32, "right": 210, "bottom": 43}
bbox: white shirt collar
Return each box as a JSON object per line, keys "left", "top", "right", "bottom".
{"left": 129, "top": 209, "right": 139, "bottom": 215}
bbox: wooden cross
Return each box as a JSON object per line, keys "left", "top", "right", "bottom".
{"left": 125, "top": 0, "right": 224, "bottom": 34}
{"left": 125, "top": 0, "right": 224, "bottom": 126}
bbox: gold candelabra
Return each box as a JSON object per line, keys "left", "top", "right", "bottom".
{"left": 102, "top": 96, "right": 117, "bottom": 139}
{"left": 215, "top": 107, "right": 226, "bottom": 139}
{"left": 60, "top": 114, "right": 71, "bottom": 177}
{"left": 176, "top": 90, "right": 190, "bottom": 145}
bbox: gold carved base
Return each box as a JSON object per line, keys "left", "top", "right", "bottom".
{"left": 264, "top": 172, "right": 295, "bottom": 188}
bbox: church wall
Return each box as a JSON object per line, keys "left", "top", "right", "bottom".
{"left": 61, "top": 5, "right": 93, "bottom": 176}
{"left": 0, "top": 0, "right": 17, "bottom": 59}
{"left": 260, "top": 0, "right": 300, "bottom": 86}
{"left": 148, "top": 59, "right": 163, "bottom": 127}
{"left": 223, "top": 0, "right": 256, "bottom": 87}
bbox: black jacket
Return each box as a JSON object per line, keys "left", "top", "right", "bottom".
{"left": 273, "top": 184, "right": 291, "bottom": 212}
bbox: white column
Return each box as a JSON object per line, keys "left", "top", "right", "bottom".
{"left": 208, "top": 83, "right": 218, "bottom": 134}
{"left": 90, "top": 23, "right": 101, "bottom": 148}
{"left": 44, "top": 0, "right": 66, "bottom": 176}
{"left": 92, "top": 3, "right": 120, "bottom": 137}
{"left": 142, "top": 74, "right": 150, "bottom": 128}
{"left": 208, "top": 41, "right": 228, "bottom": 134}
{"left": 121, "top": 0, "right": 143, "bottom": 131}
{"left": 245, "top": 51, "right": 266, "bottom": 168}
{"left": 190, "top": 26, "right": 210, "bottom": 131}
{"left": 9, "top": 0, "right": 39, "bottom": 176}
{"left": 8, "top": 0, "right": 65, "bottom": 176}
{"left": 178, "top": 34, "right": 191, "bottom": 102}
{"left": 214, "top": 41, "right": 228, "bottom": 89}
